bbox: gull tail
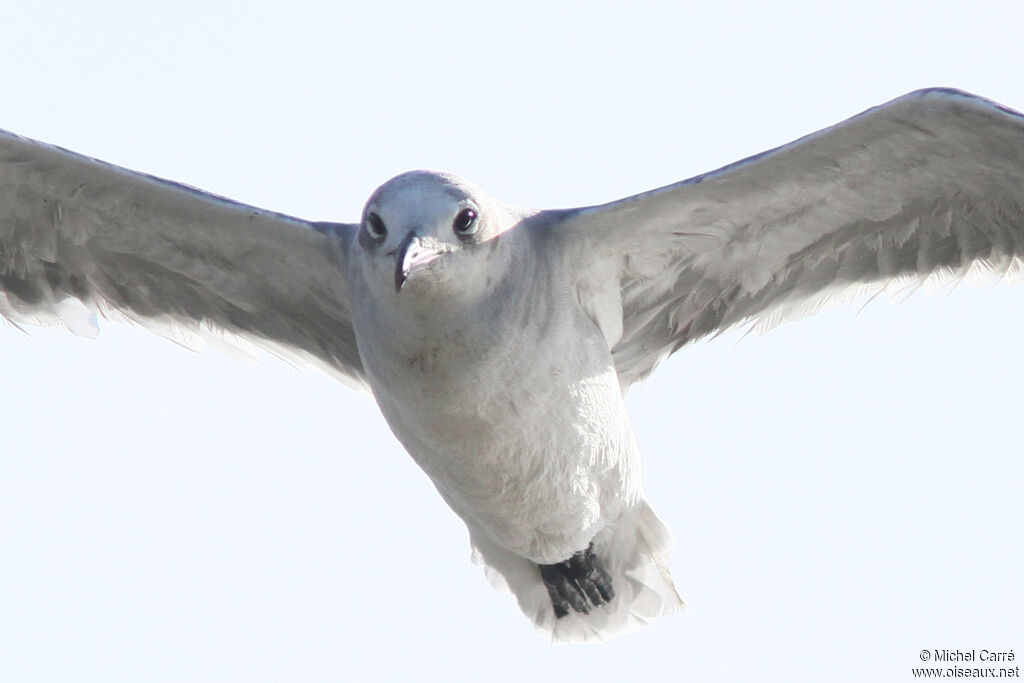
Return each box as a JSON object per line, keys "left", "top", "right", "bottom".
{"left": 469, "top": 500, "right": 683, "bottom": 642}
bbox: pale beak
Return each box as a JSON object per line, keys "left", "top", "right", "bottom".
{"left": 394, "top": 232, "right": 444, "bottom": 292}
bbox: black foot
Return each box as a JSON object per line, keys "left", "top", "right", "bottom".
{"left": 538, "top": 544, "right": 615, "bottom": 619}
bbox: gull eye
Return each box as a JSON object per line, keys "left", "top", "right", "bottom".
{"left": 365, "top": 211, "right": 387, "bottom": 241}
{"left": 452, "top": 207, "right": 478, "bottom": 238}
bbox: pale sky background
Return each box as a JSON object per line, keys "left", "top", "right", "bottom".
{"left": 1, "top": 2, "right": 1022, "bottom": 682}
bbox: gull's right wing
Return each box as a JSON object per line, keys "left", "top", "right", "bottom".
{"left": 0, "top": 129, "right": 366, "bottom": 389}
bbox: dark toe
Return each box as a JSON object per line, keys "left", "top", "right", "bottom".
{"left": 540, "top": 564, "right": 585, "bottom": 617}
{"left": 569, "top": 547, "right": 615, "bottom": 605}
{"left": 540, "top": 570, "right": 571, "bottom": 618}
{"left": 538, "top": 544, "right": 614, "bottom": 619}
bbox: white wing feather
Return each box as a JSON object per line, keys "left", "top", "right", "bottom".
{"left": 0, "top": 129, "right": 365, "bottom": 389}
{"left": 554, "top": 88, "right": 1024, "bottom": 386}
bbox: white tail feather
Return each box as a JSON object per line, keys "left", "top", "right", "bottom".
{"left": 469, "top": 500, "right": 682, "bottom": 642}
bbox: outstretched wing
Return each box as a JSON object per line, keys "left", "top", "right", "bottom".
{"left": 552, "top": 88, "right": 1024, "bottom": 387}
{"left": 0, "top": 129, "right": 365, "bottom": 389}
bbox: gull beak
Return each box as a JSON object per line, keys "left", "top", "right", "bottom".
{"left": 394, "top": 232, "right": 444, "bottom": 292}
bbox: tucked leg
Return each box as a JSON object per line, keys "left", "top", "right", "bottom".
{"left": 538, "top": 544, "right": 615, "bottom": 618}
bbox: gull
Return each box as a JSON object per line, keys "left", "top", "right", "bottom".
{"left": 3, "top": 88, "right": 1024, "bottom": 642}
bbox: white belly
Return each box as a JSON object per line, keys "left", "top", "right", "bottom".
{"left": 361, "top": 306, "right": 642, "bottom": 564}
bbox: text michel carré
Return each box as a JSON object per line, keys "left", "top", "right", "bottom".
{"left": 933, "top": 650, "right": 1015, "bottom": 662}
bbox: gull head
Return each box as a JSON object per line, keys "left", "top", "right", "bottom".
{"left": 353, "top": 170, "right": 514, "bottom": 303}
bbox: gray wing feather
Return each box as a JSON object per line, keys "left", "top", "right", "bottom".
{"left": 0, "top": 129, "right": 366, "bottom": 388}
{"left": 555, "top": 88, "right": 1024, "bottom": 386}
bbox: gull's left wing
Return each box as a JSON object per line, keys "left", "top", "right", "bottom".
{"left": 0, "top": 129, "right": 365, "bottom": 389}
{"left": 550, "top": 88, "right": 1024, "bottom": 387}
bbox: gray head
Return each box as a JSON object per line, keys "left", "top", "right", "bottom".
{"left": 353, "top": 170, "right": 518, "bottom": 304}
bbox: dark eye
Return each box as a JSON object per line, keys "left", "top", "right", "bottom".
{"left": 365, "top": 211, "right": 387, "bottom": 241}
{"left": 452, "top": 208, "right": 479, "bottom": 238}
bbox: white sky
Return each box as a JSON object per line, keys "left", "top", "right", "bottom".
{"left": 1, "top": 2, "right": 1022, "bottom": 681}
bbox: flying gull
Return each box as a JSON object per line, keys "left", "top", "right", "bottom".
{"left": 2, "top": 88, "right": 1024, "bottom": 642}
